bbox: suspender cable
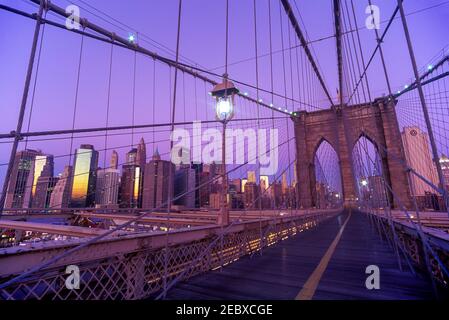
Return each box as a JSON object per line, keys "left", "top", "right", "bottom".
{"left": 0, "top": 1, "right": 45, "bottom": 212}
{"left": 163, "top": 0, "right": 183, "bottom": 298}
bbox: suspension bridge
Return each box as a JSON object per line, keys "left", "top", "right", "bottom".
{"left": 0, "top": 0, "right": 449, "bottom": 300}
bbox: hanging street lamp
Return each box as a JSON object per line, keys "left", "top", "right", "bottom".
{"left": 211, "top": 75, "right": 239, "bottom": 225}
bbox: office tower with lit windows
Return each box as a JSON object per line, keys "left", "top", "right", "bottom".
{"left": 96, "top": 168, "right": 120, "bottom": 208}
{"left": 271, "top": 181, "right": 283, "bottom": 208}
{"left": 49, "top": 166, "right": 73, "bottom": 208}
{"left": 119, "top": 164, "right": 141, "bottom": 208}
{"left": 281, "top": 172, "right": 288, "bottom": 194}
{"left": 260, "top": 175, "right": 269, "bottom": 191}
{"left": 241, "top": 179, "right": 248, "bottom": 193}
{"left": 70, "top": 144, "right": 99, "bottom": 208}
{"left": 5, "top": 149, "right": 45, "bottom": 209}
{"left": 247, "top": 171, "right": 256, "bottom": 183}
{"left": 142, "top": 148, "right": 175, "bottom": 209}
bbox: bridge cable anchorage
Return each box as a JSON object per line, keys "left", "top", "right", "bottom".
{"left": 0, "top": 0, "right": 45, "bottom": 213}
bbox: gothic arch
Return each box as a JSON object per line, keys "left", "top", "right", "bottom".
{"left": 293, "top": 99, "right": 412, "bottom": 209}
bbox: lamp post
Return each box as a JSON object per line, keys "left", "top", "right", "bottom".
{"left": 211, "top": 75, "right": 238, "bottom": 225}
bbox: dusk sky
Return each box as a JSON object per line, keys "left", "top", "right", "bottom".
{"left": 1, "top": 0, "right": 448, "bottom": 189}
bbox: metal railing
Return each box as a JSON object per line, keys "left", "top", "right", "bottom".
{"left": 0, "top": 209, "right": 339, "bottom": 300}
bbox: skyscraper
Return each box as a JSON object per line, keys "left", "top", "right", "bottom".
{"left": 244, "top": 182, "right": 260, "bottom": 209}
{"left": 174, "top": 166, "right": 196, "bottom": 208}
{"left": 281, "top": 172, "right": 288, "bottom": 194}
{"left": 110, "top": 150, "right": 119, "bottom": 170}
{"left": 70, "top": 144, "right": 99, "bottom": 208}
{"left": 5, "top": 149, "right": 43, "bottom": 208}
{"left": 126, "top": 148, "right": 138, "bottom": 165}
{"left": 31, "top": 155, "right": 54, "bottom": 202}
{"left": 401, "top": 126, "right": 439, "bottom": 196}
{"left": 136, "top": 137, "right": 147, "bottom": 169}
{"left": 241, "top": 179, "right": 248, "bottom": 193}
{"left": 260, "top": 175, "right": 269, "bottom": 191}
{"left": 142, "top": 148, "right": 175, "bottom": 209}
{"left": 49, "top": 166, "right": 73, "bottom": 208}
{"left": 96, "top": 168, "right": 120, "bottom": 208}
{"left": 119, "top": 164, "right": 141, "bottom": 208}
{"left": 247, "top": 171, "right": 256, "bottom": 183}
{"left": 32, "top": 176, "right": 59, "bottom": 209}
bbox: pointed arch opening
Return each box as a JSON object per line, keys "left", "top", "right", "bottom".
{"left": 313, "top": 139, "right": 342, "bottom": 208}
{"left": 352, "top": 135, "right": 388, "bottom": 208}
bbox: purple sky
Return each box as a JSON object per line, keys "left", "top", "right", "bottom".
{"left": 1, "top": 0, "right": 448, "bottom": 189}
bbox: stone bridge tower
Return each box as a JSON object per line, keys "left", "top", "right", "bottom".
{"left": 292, "top": 98, "right": 412, "bottom": 209}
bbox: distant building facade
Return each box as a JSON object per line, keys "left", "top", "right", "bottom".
{"left": 5, "top": 149, "right": 44, "bottom": 208}
{"left": 70, "top": 144, "right": 99, "bottom": 207}
{"left": 49, "top": 166, "right": 73, "bottom": 208}
{"left": 96, "top": 168, "right": 120, "bottom": 208}
{"left": 142, "top": 149, "right": 175, "bottom": 209}
{"left": 401, "top": 126, "right": 438, "bottom": 196}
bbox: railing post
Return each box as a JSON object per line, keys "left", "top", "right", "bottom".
{"left": 0, "top": 0, "right": 46, "bottom": 213}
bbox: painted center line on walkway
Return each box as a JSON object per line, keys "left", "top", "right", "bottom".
{"left": 296, "top": 210, "right": 352, "bottom": 300}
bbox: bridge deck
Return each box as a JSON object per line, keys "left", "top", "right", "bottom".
{"left": 164, "top": 210, "right": 436, "bottom": 300}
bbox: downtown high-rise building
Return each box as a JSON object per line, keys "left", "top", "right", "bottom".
{"left": 191, "top": 163, "right": 211, "bottom": 208}
{"left": 142, "top": 148, "right": 175, "bottom": 209}
{"left": 70, "top": 144, "right": 99, "bottom": 208}
{"left": 247, "top": 171, "right": 256, "bottom": 183}
{"left": 174, "top": 166, "right": 196, "bottom": 208}
{"left": 96, "top": 168, "right": 120, "bottom": 208}
{"left": 119, "top": 164, "right": 141, "bottom": 208}
{"left": 119, "top": 147, "right": 144, "bottom": 208}
{"left": 32, "top": 176, "right": 59, "bottom": 209}
{"left": 260, "top": 175, "right": 269, "bottom": 191}
{"left": 241, "top": 179, "right": 248, "bottom": 193}
{"left": 440, "top": 154, "right": 449, "bottom": 190}
{"left": 4, "top": 149, "right": 50, "bottom": 209}
{"left": 49, "top": 165, "right": 73, "bottom": 208}
{"left": 136, "top": 138, "right": 146, "bottom": 169}
{"left": 401, "top": 126, "right": 439, "bottom": 196}
{"left": 244, "top": 182, "right": 260, "bottom": 209}
{"left": 126, "top": 148, "right": 138, "bottom": 165}
{"left": 270, "top": 181, "right": 283, "bottom": 208}
{"left": 110, "top": 150, "right": 119, "bottom": 170}
{"left": 30, "top": 154, "right": 54, "bottom": 208}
